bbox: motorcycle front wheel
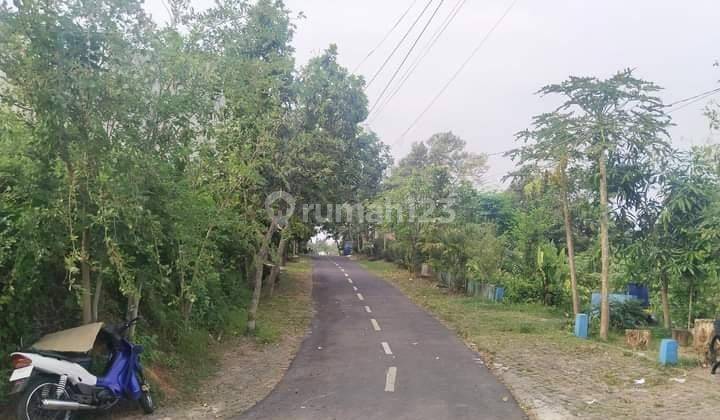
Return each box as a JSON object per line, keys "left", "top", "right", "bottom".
{"left": 137, "top": 371, "right": 155, "bottom": 414}
{"left": 16, "top": 377, "right": 74, "bottom": 420}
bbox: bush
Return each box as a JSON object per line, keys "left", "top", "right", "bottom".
{"left": 504, "top": 274, "right": 543, "bottom": 304}
{"left": 589, "top": 299, "right": 649, "bottom": 331}
{"left": 216, "top": 307, "right": 248, "bottom": 337}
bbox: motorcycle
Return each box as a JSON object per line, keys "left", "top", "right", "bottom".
{"left": 8, "top": 317, "right": 154, "bottom": 420}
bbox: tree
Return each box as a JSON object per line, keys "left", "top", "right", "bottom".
{"left": 538, "top": 70, "right": 671, "bottom": 339}
{"left": 377, "top": 132, "right": 487, "bottom": 276}
{"left": 657, "top": 149, "right": 720, "bottom": 328}
{"left": 291, "top": 45, "right": 390, "bottom": 251}
{"left": 0, "top": 0, "right": 159, "bottom": 323}
{"left": 512, "top": 113, "right": 584, "bottom": 314}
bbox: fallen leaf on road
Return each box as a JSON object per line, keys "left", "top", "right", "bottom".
{"left": 670, "top": 377, "right": 686, "bottom": 384}
{"left": 502, "top": 396, "right": 509, "bottom": 402}
{"left": 634, "top": 378, "right": 645, "bottom": 385}
{"left": 586, "top": 399, "right": 597, "bottom": 405}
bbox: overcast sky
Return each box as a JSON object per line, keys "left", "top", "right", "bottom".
{"left": 145, "top": 0, "right": 720, "bottom": 186}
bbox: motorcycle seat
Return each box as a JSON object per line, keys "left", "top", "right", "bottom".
{"left": 36, "top": 351, "right": 93, "bottom": 370}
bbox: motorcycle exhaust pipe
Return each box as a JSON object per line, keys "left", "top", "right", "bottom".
{"left": 41, "top": 399, "right": 96, "bottom": 411}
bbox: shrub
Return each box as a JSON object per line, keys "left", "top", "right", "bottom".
{"left": 589, "top": 299, "right": 649, "bottom": 331}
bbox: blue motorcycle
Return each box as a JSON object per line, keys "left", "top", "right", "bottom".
{"left": 8, "top": 317, "right": 154, "bottom": 419}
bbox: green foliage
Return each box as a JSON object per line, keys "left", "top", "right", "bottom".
{"left": 589, "top": 299, "right": 649, "bottom": 331}
{"left": 374, "top": 132, "right": 488, "bottom": 275}
{"left": 0, "top": 0, "right": 386, "bottom": 403}
{"left": 503, "top": 274, "right": 542, "bottom": 304}
{"left": 253, "top": 323, "right": 281, "bottom": 344}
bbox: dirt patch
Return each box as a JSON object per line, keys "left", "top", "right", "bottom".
{"left": 486, "top": 337, "right": 720, "bottom": 419}
{"left": 359, "top": 259, "right": 720, "bottom": 420}
{"left": 112, "top": 335, "right": 306, "bottom": 420}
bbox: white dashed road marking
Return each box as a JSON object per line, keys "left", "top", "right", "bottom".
{"left": 371, "top": 319, "right": 381, "bottom": 331}
{"left": 385, "top": 367, "right": 397, "bottom": 392}
{"left": 364, "top": 306, "right": 372, "bottom": 313}
{"left": 357, "top": 293, "right": 364, "bottom": 301}
{"left": 353, "top": 286, "right": 358, "bottom": 291}
{"left": 348, "top": 278, "right": 353, "bottom": 284}
{"left": 344, "top": 273, "right": 349, "bottom": 277}
{"left": 382, "top": 342, "right": 393, "bottom": 355}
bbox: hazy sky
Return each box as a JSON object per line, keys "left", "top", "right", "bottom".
{"left": 145, "top": 0, "right": 720, "bottom": 186}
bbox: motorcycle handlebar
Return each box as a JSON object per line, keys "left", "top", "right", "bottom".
{"left": 115, "top": 316, "right": 142, "bottom": 337}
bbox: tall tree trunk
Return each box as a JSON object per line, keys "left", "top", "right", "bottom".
{"left": 268, "top": 233, "right": 288, "bottom": 298}
{"left": 687, "top": 279, "right": 694, "bottom": 330}
{"left": 126, "top": 281, "right": 143, "bottom": 339}
{"left": 247, "top": 219, "right": 277, "bottom": 334}
{"left": 92, "top": 273, "right": 103, "bottom": 322}
{"left": 80, "top": 229, "right": 93, "bottom": 325}
{"left": 280, "top": 236, "right": 288, "bottom": 266}
{"left": 561, "top": 181, "right": 580, "bottom": 315}
{"left": 598, "top": 149, "right": 611, "bottom": 340}
{"left": 660, "top": 272, "right": 671, "bottom": 329}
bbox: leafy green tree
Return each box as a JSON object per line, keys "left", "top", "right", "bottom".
{"left": 657, "top": 149, "right": 720, "bottom": 328}
{"left": 377, "top": 132, "right": 487, "bottom": 276}
{"left": 291, "top": 45, "right": 390, "bottom": 252}
{"left": 0, "top": 0, "right": 158, "bottom": 324}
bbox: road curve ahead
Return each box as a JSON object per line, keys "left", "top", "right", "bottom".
{"left": 237, "top": 256, "right": 526, "bottom": 420}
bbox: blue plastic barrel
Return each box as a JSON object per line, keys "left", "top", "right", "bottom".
{"left": 627, "top": 283, "right": 650, "bottom": 307}
{"left": 494, "top": 287, "right": 505, "bottom": 302}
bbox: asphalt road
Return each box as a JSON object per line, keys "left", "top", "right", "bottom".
{"left": 238, "top": 256, "right": 526, "bottom": 420}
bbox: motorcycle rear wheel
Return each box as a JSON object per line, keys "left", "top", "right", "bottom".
{"left": 16, "top": 377, "right": 74, "bottom": 420}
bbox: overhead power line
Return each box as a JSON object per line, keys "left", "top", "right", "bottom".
{"left": 395, "top": 0, "right": 519, "bottom": 145}
{"left": 366, "top": 0, "right": 435, "bottom": 89}
{"left": 368, "top": 0, "right": 447, "bottom": 115}
{"left": 370, "top": 0, "right": 468, "bottom": 121}
{"left": 667, "top": 87, "right": 720, "bottom": 114}
{"left": 353, "top": 0, "right": 420, "bottom": 73}
{"left": 666, "top": 86, "right": 720, "bottom": 108}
